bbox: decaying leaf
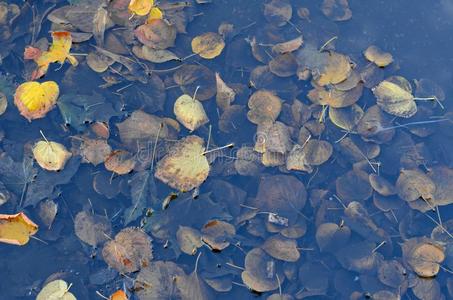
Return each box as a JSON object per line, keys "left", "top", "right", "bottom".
{"left": 369, "top": 174, "right": 396, "bottom": 196}
{"left": 102, "top": 227, "right": 152, "bottom": 273}
{"left": 321, "top": 0, "right": 352, "bottom": 21}
{"left": 174, "top": 94, "right": 209, "bottom": 131}
{"left": 272, "top": 36, "right": 303, "bottom": 54}
{"left": 104, "top": 150, "right": 136, "bottom": 175}
{"left": 336, "top": 170, "right": 373, "bottom": 204}
{"left": 286, "top": 140, "right": 332, "bottom": 172}
{"left": 215, "top": 73, "right": 235, "bottom": 110}
{"left": 316, "top": 222, "right": 351, "bottom": 253}
{"left": 14, "top": 81, "right": 59, "bottom": 121}
{"left": 74, "top": 210, "right": 111, "bottom": 247}
{"left": 329, "top": 104, "right": 364, "bottom": 131}
{"left": 241, "top": 248, "right": 283, "bottom": 292}
{"left": 0, "top": 212, "right": 38, "bottom": 245}
{"left": 176, "top": 226, "right": 203, "bottom": 255}
{"left": 135, "top": 19, "right": 176, "bottom": 50}
{"left": 315, "top": 52, "right": 352, "bottom": 86}
{"left": 201, "top": 220, "right": 236, "bottom": 251}
{"left": 264, "top": 0, "right": 292, "bottom": 26}
{"left": 38, "top": 199, "right": 58, "bottom": 229}
{"left": 396, "top": 169, "right": 435, "bottom": 203}
{"left": 191, "top": 32, "right": 225, "bottom": 59}
{"left": 33, "top": 140, "right": 72, "bottom": 171}
{"left": 247, "top": 90, "right": 282, "bottom": 125}
{"left": 269, "top": 53, "right": 298, "bottom": 77}
{"left": 262, "top": 234, "right": 300, "bottom": 262}
{"left": 24, "top": 31, "right": 78, "bottom": 80}
{"left": 36, "top": 279, "right": 76, "bottom": 300}
{"left": 174, "top": 64, "right": 217, "bottom": 101}
{"left": 133, "top": 45, "right": 180, "bottom": 63}
{"left": 402, "top": 238, "right": 445, "bottom": 277}
{"left": 79, "top": 138, "right": 111, "bottom": 166}
{"left": 155, "top": 135, "right": 209, "bottom": 191}
{"left": 364, "top": 45, "right": 393, "bottom": 67}
{"left": 373, "top": 76, "right": 417, "bottom": 118}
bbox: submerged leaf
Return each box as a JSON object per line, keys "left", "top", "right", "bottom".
{"left": 74, "top": 210, "right": 112, "bottom": 247}
{"left": 373, "top": 77, "right": 417, "bottom": 118}
{"left": 364, "top": 45, "right": 393, "bottom": 67}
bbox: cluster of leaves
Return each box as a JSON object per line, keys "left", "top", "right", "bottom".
{"left": 0, "top": 0, "right": 452, "bottom": 299}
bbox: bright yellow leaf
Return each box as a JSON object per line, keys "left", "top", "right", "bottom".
{"left": 24, "top": 31, "right": 78, "bottom": 80}
{"left": 0, "top": 212, "right": 38, "bottom": 246}
{"left": 33, "top": 140, "right": 72, "bottom": 171}
{"left": 146, "top": 7, "right": 163, "bottom": 23}
{"left": 191, "top": 32, "right": 225, "bottom": 59}
{"left": 128, "top": 0, "right": 154, "bottom": 16}
{"left": 14, "top": 81, "right": 59, "bottom": 121}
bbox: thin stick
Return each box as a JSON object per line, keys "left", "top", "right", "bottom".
{"left": 95, "top": 291, "right": 109, "bottom": 300}
{"left": 116, "top": 83, "right": 133, "bottom": 93}
{"left": 372, "top": 241, "right": 386, "bottom": 253}
{"left": 206, "top": 125, "right": 212, "bottom": 151}
{"left": 332, "top": 194, "right": 347, "bottom": 209}
{"left": 319, "top": 36, "right": 338, "bottom": 52}
{"left": 30, "top": 235, "right": 49, "bottom": 245}
{"left": 276, "top": 274, "right": 282, "bottom": 296}
{"left": 192, "top": 85, "right": 200, "bottom": 101}
{"left": 226, "top": 262, "right": 245, "bottom": 271}
{"left": 150, "top": 123, "right": 163, "bottom": 172}
{"left": 202, "top": 143, "right": 234, "bottom": 155}
{"left": 287, "top": 20, "right": 302, "bottom": 34}
{"left": 424, "top": 212, "right": 453, "bottom": 239}
{"left": 39, "top": 130, "right": 50, "bottom": 144}
{"left": 194, "top": 251, "right": 202, "bottom": 273}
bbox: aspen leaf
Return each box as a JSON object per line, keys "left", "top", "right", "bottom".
{"left": 110, "top": 290, "right": 128, "bottom": 300}
{"left": 155, "top": 135, "right": 209, "bottom": 191}
{"left": 128, "top": 0, "right": 154, "bottom": 16}
{"left": 24, "top": 31, "right": 78, "bottom": 80}
{"left": 147, "top": 7, "right": 163, "bottom": 22}
{"left": 174, "top": 94, "right": 209, "bottom": 131}
{"left": 32, "top": 140, "right": 72, "bottom": 171}
{"left": 0, "top": 212, "right": 38, "bottom": 246}
{"left": 191, "top": 32, "right": 225, "bottom": 59}
{"left": 373, "top": 76, "right": 417, "bottom": 118}
{"left": 36, "top": 279, "right": 76, "bottom": 300}
{"left": 14, "top": 81, "right": 59, "bottom": 121}
{"left": 364, "top": 45, "right": 393, "bottom": 67}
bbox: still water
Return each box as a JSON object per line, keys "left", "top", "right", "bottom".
{"left": 0, "top": 0, "right": 452, "bottom": 299}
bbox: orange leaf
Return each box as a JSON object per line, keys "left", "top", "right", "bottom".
{"left": 24, "top": 31, "right": 78, "bottom": 80}
{"left": 0, "top": 212, "right": 38, "bottom": 245}
{"left": 110, "top": 290, "right": 128, "bottom": 300}
{"left": 129, "top": 0, "right": 154, "bottom": 16}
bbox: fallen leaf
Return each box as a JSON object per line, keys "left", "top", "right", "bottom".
{"left": 36, "top": 279, "right": 76, "bottom": 300}
{"left": 321, "top": 0, "right": 352, "bottom": 21}
{"left": 0, "top": 212, "right": 38, "bottom": 245}
{"left": 364, "top": 45, "right": 393, "bottom": 67}
{"left": 102, "top": 227, "right": 153, "bottom": 273}
{"left": 135, "top": 19, "right": 176, "bottom": 50}
{"left": 32, "top": 140, "right": 72, "bottom": 171}
{"left": 14, "top": 81, "right": 59, "bottom": 121}
{"left": 104, "top": 150, "right": 136, "bottom": 175}
{"left": 191, "top": 32, "right": 225, "bottom": 59}
{"left": 110, "top": 290, "right": 128, "bottom": 300}
{"left": 215, "top": 73, "right": 236, "bottom": 110}
{"left": 247, "top": 90, "right": 282, "bottom": 125}
{"left": 174, "top": 94, "right": 209, "bottom": 131}
{"left": 155, "top": 135, "right": 209, "bottom": 191}
{"left": 129, "top": 0, "right": 154, "bottom": 16}
{"left": 373, "top": 76, "right": 417, "bottom": 118}
{"left": 74, "top": 210, "right": 112, "bottom": 247}
{"left": 24, "top": 31, "right": 78, "bottom": 80}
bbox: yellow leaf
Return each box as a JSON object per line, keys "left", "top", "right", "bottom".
{"left": 146, "top": 7, "right": 163, "bottom": 23}
{"left": 24, "top": 31, "right": 77, "bottom": 79}
{"left": 174, "top": 94, "right": 209, "bottom": 131}
{"left": 36, "top": 280, "right": 77, "bottom": 300}
{"left": 110, "top": 290, "right": 128, "bottom": 300}
{"left": 0, "top": 212, "right": 38, "bottom": 246}
{"left": 155, "top": 135, "right": 209, "bottom": 191}
{"left": 14, "top": 81, "right": 59, "bottom": 121}
{"left": 129, "top": 0, "right": 154, "bottom": 16}
{"left": 191, "top": 32, "right": 225, "bottom": 59}
{"left": 33, "top": 140, "right": 72, "bottom": 171}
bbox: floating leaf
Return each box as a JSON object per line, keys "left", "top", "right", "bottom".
{"left": 14, "top": 81, "right": 59, "bottom": 121}
{"left": 364, "top": 45, "right": 393, "bottom": 67}
{"left": 191, "top": 32, "right": 225, "bottom": 59}
{"left": 262, "top": 234, "right": 300, "bottom": 262}
{"left": 24, "top": 31, "right": 78, "bottom": 80}
{"left": 315, "top": 52, "right": 352, "bottom": 86}
{"left": 155, "top": 135, "right": 209, "bottom": 192}
{"left": 0, "top": 212, "right": 38, "bottom": 245}
{"left": 32, "top": 140, "right": 72, "bottom": 171}
{"left": 36, "top": 279, "right": 76, "bottom": 300}
{"left": 128, "top": 0, "right": 154, "bottom": 16}
{"left": 174, "top": 94, "right": 209, "bottom": 131}
{"left": 102, "top": 227, "right": 152, "bottom": 273}
{"left": 373, "top": 76, "right": 417, "bottom": 118}
{"left": 74, "top": 210, "right": 111, "bottom": 247}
